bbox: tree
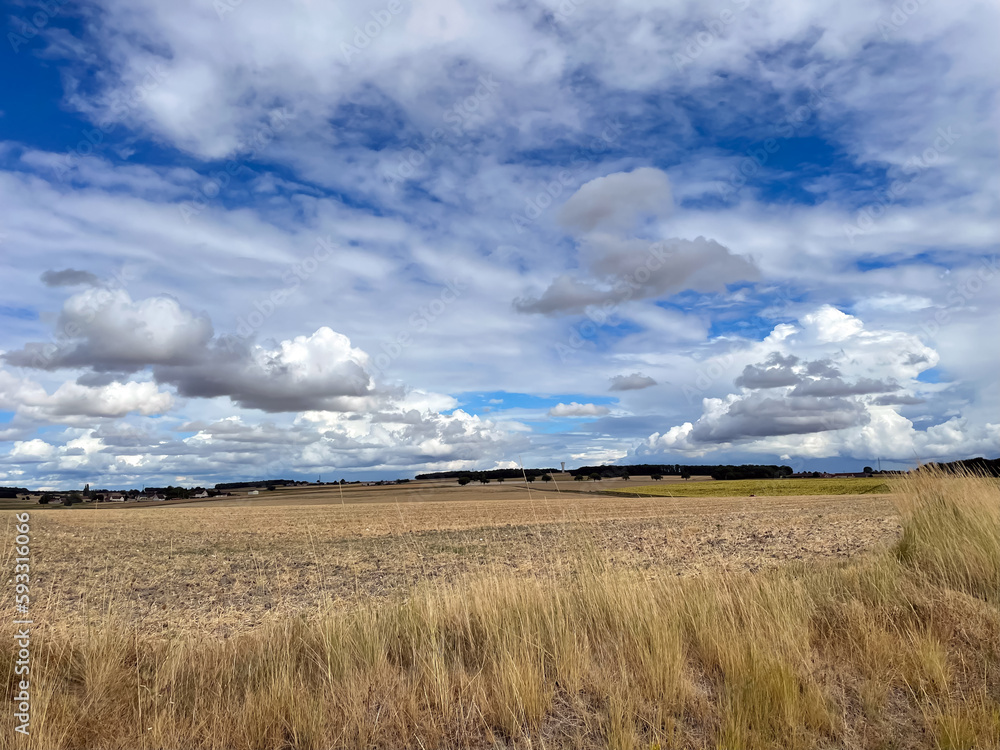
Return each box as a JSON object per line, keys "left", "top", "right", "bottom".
{"left": 541, "top": 474, "right": 552, "bottom": 483}
{"left": 65, "top": 492, "right": 82, "bottom": 506}
{"left": 574, "top": 475, "right": 585, "bottom": 482}
{"left": 458, "top": 476, "right": 471, "bottom": 486}
{"left": 680, "top": 471, "right": 691, "bottom": 480}
{"left": 479, "top": 477, "right": 490, "bottom": 485}
{"left": 526, "top": 475, "right": 535, "bottom": 483}
{"left": 39, "top": 494, "right": 52, "bottom": 505}
{"left": 650, "top": 473, "right": 662, "bottom": 481}
{"left": 589, "top": 473, "right": 601, "bottom": 481}
{"left": 863, "top": 466, "right": 873, "bottom": 475}
{"left": 83, "top": 483, "right": 90, "bottom": 497}
{"left": 497, "top": 477, "right": 505, "bottom": 483}
{"left": 621, "top": 473, "right": 629, "bottom": 481}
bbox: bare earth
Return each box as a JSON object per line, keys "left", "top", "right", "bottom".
{"left": 2, "top": 480, "right": 900, "bottom": 637}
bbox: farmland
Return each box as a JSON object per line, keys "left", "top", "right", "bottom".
{"left": 5, "top": 480, "right": 897, "bottom": 636}
{"left": 4, "top": 471, "right": 1000, "bottom": 749}
{"left": 608, "top": 477, "right": 892, "bottom": 497}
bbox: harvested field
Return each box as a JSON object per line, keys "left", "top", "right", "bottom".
{"left": 607, "top": 477, "right": 892, "bottom": 497}
{"left": 8, "top": 489, "right": 897, "bottom": 636}
{"left": 170, "top": 474, "right": 716, "bottom": 508}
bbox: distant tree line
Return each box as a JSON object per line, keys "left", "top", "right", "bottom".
{"left": 418, "top": 468, "right": 559, "bottom": 482}
{"left": 920, "top": 456, "right": 1000, "bottom": 477}
{"left": 214, "top": 479, "right": 304, "bottom": 490}
{"left": 569, "top": 464, "right": 794, "bottom": 481}
{"left": 422, "top": 463, "right": 798, "bottom": 484}
{"left": 0, "top": 487, "right": 30, "bottom": 498}
{"left": 706, "top": 465, "right": 795, "bottom": 480}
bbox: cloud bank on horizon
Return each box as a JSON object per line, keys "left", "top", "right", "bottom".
{"left": 0, "top": 0, "right": 998, "bottom": 488}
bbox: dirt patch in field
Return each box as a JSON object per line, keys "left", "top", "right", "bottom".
{"left": 3, "top": 492, "right": 899, "bottom": 636}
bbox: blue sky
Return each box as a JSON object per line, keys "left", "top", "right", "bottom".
{"left": 0, "top": 0, "right": 998, "bottom": 489}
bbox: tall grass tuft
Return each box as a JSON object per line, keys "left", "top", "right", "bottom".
{"left": 893, "top": 465, "right": 1000, "bottom": 600}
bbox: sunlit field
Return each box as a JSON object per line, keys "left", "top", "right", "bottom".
{"left": 3, "top": 470, "right": 999, "bottom": 749}
{"left": 609, "top": 477, "right": 892, "bottom": 497}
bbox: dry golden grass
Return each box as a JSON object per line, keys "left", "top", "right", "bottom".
{"left": 2, "top": 470, "right": 999, "bottom": 749}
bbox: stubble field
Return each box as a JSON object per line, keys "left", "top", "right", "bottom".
{"left": 9, "top": 478, "right": 898, "bottom": 636}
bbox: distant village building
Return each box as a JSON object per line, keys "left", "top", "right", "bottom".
{"left": 133, "top": 492, "right": 167, "bottom": 502}
{"left": 247, "top": 490, "right": 259, "bottom": 496}
{"left": 109, "top": 494, "right": 125, "bottom": 502}
{"left": 193, "top": 490, "right": 209, "bottom": 498}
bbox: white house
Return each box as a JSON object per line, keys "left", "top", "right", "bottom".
{"left": 109, "top": 494, "right": 125, "bottom": 502}
{"left": 193, "top": 491, "right": 209, "bottom": 498}
{"left": 247, "top": 490, "right": 258, "bottom": 496}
